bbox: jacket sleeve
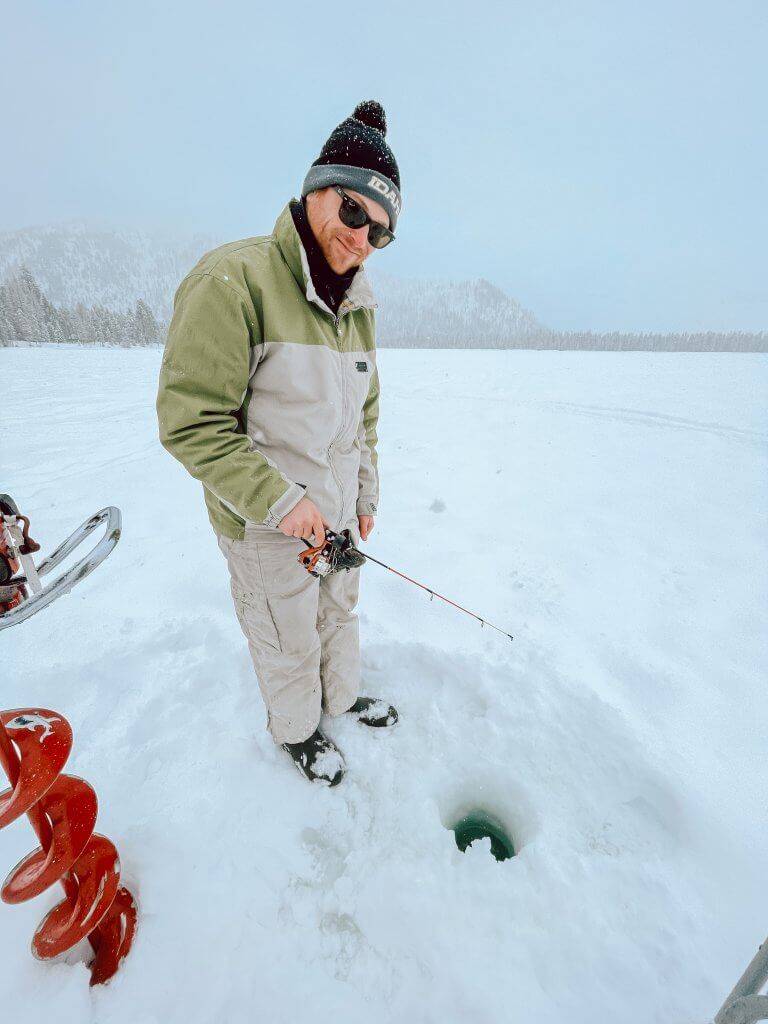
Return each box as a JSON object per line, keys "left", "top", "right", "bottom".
{"left": 156, "top": 272, "right": 306, "bottom": 527}
{"left": 356, "top": 364, "right": 380, "bottom": 516}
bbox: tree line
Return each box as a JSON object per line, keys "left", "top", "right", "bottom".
{"left": 380, "top": 329, "right": 768, "bottom": 351}
{"left": 0, "top": 266, "right": 163, "bottom": 347}
{"left": 1, "top": 265, "right": 765, "bottom": 351}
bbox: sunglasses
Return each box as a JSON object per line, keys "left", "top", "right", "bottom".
{"left": 333, "top": 186, "right": 395, "bottom": 250}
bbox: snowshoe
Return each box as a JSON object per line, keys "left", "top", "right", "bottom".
{"left": 282, "top": 728, "right": 345, "bottom": 786}
{"left": 346, "top": 696, "right": 399, "bottom": 728}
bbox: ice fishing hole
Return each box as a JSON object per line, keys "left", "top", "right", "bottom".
{"left": 450, "top": 809, "right": 515, "bottom": 861}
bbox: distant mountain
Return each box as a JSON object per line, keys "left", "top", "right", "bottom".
{"left": 0, "top": 223, "right": 765, "bottom": 351}
{"left": 0, "top": 221, "right": 219, "bottom": 323}
{"left": 370, "top": 271, "right": 544, "bottom": 347}
{"left": 0, "top": 222, "right": 547, "bottom": 346}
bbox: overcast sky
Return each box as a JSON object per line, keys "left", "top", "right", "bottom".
{"left": 2, "top": 1, "right": 765, "bottom": 332}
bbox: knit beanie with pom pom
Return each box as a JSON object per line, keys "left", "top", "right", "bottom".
{"left": 301, "top": 100, "right": 402, "bottom": 231}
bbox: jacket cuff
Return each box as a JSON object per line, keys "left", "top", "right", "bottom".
{"left": 356, "top": 498, "right": 377, "bottom": 516}
{"left": 262, "top": 482, "right": 306, "bottom": 528}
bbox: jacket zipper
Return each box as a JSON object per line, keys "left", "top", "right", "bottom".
{"left": 304, "top": 267, "right": 369, "bottom": 519}
{"left": 327, "top": 310, "right": 347, "bottom": 513}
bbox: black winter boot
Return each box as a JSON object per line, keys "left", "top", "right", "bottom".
{"left": 345, "top": 696, "right": 398, "bottom": 728}
{"left": 282, "top": 728, "right": 345, "bottom": 786}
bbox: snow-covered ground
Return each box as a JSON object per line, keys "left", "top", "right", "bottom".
{"left": 2, "top": 345, "right": 766, "bottom": 1024}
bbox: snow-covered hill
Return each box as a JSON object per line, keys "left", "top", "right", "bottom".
{"left": 371, "top": 271, "right": 543, "bottom": 346}
{"left": 0, "top": 222, "right": 219, "bottom": 322}
{"left": 2, "top": 347, "right": 767, "bottom": 1023}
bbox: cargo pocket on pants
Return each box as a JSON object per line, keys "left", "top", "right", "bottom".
{"left": 230, "top": 579, "right": 282, "bottom": 654}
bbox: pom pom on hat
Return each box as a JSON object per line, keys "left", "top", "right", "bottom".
{"left": 353, "top": 100, "right": 387, "bottom": 136}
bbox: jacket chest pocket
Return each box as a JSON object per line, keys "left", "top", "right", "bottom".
{"left": 347, "top": 358, "right": 372, "bottom": 420}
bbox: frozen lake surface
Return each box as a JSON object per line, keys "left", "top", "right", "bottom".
{"left": 2, "top": 345, "right": 767, "bottom": 1023}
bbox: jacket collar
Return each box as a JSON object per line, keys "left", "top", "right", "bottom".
{"left": 273, "top": 202, "right": 377, "bottom": 317}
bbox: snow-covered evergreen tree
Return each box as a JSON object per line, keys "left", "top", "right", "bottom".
{"left": 0, "top": 266, "right": 166, "bottom": 346}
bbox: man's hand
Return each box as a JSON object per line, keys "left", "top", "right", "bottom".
{"left": 358, "top": 515, "right": 375, "bottom": 542}
{"left": 278, "top": 496, "right": 330, "bottom": 545}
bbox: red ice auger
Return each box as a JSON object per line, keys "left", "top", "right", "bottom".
{"left": 0, "top": 494, "right": 137, "bottom": 985}
{"left": 0, "top": 494, "right": 121, "bottom": 630}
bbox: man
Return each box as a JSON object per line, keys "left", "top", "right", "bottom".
{"left": 156, "top": 101, "right": 401, "bottom": 787}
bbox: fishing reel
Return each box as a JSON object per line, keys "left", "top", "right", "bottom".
{"left": 298, "top": 528, "right": 366, "bottom": 578}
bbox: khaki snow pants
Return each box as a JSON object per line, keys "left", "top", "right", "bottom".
{"left": 216, "top": 519, "right": 362, "bottom": 744}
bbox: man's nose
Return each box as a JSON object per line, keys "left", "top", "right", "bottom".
{"left": 344, "top": 225, "right": 369, "bottom": 251}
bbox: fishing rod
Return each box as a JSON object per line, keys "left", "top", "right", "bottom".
{"left": 299, "top": 529, "right": 513, "bottom": 642}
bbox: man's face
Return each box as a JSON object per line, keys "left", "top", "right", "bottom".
{"left": 305, "top": 187, "right": 390, "bottom": 274}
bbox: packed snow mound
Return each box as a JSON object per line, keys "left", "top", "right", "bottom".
{"left": 2, "top": 346, "right": 766, "bottom": 1024}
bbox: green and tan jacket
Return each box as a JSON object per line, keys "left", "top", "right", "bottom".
{"left": 156, "top": 202, "right": 380, "bottom": 541}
